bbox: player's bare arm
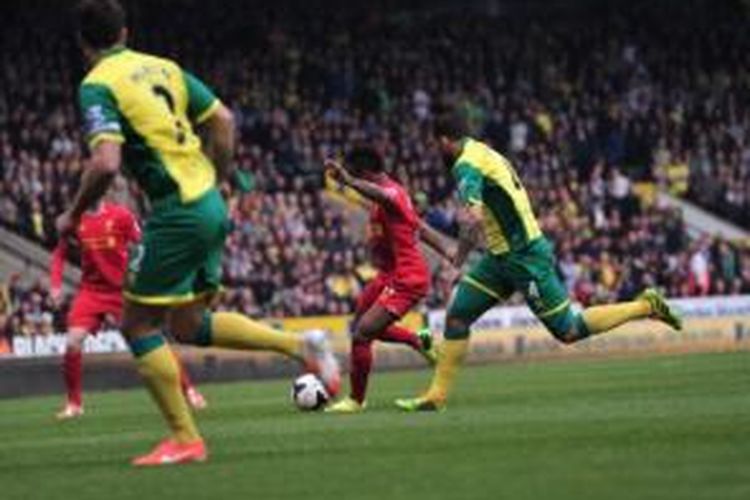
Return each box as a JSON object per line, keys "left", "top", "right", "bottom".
{"left": 453, "top": 204, "right": 483, "bottom": 267}
{"left": 325, "top": 158, "right": 398, "bottom": 210}
{"left": 56, "top": 141, "right": 121, "bottom": 235}
{"left": 419, "top": 220, "right": 457, "bottom": 264}
{"left": 199, "top": 103, "right": 236, "bottom": 181}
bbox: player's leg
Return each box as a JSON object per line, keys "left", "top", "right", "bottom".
{"left": 582, "top": 288, "right": 682, "bottom": 333}
{"left": 524, "top": 239, "right": 682, "bottom": 344}
{"left": 335, "top": 293, "right": 434, "bottom": 410}
{"left": 396, "top": 257, "right": 506, "bottom": 411}
{"left": 376, "top": 284, "right": 435, "bottom": 364}
{"left": 56, "top": 292, "right": 99, "bottom": 419}
{"left": 326, "top": 277, "right": 386, "bottom": 413}
{"left": 57, "top": 327, "right": 88, "bottom": 419}
{"left": 121, "top": 299, "right": 207, "bottom": 466}
{"left": 170, "top": 296, "right": 341, "bottom": 395}
{"left": 539, "top": 291, "right": 681, "bottom": 344}
{"left": 351, "top": 303, "right": 398, "bottom": 404}
{"left": 129, "top": 189, "right": 339, "bottom": 394}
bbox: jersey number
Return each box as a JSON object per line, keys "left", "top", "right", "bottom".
{"left": 151, "top": 85, "right": 187, "bottom": 145}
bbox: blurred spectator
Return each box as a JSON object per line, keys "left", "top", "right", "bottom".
{"left": 1, "top": 0, "right": 750, "bottom": 335}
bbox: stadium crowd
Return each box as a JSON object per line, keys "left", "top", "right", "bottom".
{"left": 2, "top": 0, "right": 750, "bottom": 339}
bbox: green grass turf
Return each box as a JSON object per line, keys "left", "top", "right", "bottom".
{"left": 1, "top": 351, "right": 748, "bottom": 500}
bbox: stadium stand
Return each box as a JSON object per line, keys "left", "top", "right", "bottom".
{"left": 1, "top": 0, "right": 750, "bottom": 341}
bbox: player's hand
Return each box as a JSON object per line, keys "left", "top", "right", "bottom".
{"left": 55, "top": 211, "right": 77, "bottom": 237}
{"left": 444, "top": 263, "right": 461, "bottom": 288}
{"left": 325, "top": 159, "right": 351, "bottom": 185}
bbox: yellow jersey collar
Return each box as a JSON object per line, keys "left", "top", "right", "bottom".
{"left": 93, "top": 45, "right": 128, "bottom": 66}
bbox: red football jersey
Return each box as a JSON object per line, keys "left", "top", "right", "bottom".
{"left": 367, "top": 176, "right": 429, "bottom": 287}
{"left": 50, "top": 203, "right": 141, "bottom": 294}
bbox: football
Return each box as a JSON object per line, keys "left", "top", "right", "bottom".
{"left": 291, "top": 374, "right": 330, "bottom": 411}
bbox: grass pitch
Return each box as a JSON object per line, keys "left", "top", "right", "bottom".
{"left": 1, "top": 351, "right": 748, "bottom": 500}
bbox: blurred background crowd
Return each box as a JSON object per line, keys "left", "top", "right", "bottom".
{"left": 2, "top": 0, "right": 749, "bottom": 340}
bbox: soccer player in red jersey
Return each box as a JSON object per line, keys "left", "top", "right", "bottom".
{"left": 324, "top": 147, "right": 455, "bottom": 413}
{"left": 51, "top": 193, "right": 206, "bottom": 419}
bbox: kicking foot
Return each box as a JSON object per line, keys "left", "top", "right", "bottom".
{"left": 185, "top": 387, "right": 208, "bottom": 411}
{"left": 56, "top": 403, "right": 84, "bottom": 420}
{"left": 638, "top": 288, "right": 683, "bottom": 331}
{"left": 394, "top": 396, "right": 445, "bottom": 413}
{"left": 324, "top": 397, "right": 366, "bottom": 414}
{"left": 303, "top": 330, "right": 341, "bottom": 397}
{"left": 417, "top": 328, "right": 438, "bottom": 366}
{"left": 132, "top": 438, "right": 207, "bottom": 467}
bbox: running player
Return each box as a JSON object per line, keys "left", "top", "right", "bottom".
{"left": 396, "top": 110, "right": 683, "bottom": 412}
{"left": 59, "top": 0, "right": 339, "bottom": 466}
{"left": 324, "top": 147, "right": 454, "bottom": 413}
{"left": 50, "top": 192, "right": 206, "bottom": 420}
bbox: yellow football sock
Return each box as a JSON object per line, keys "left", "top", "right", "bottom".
{"left": 581, "top": 300, "right": 651, "bottom": 335}
{"left": 424, "top": 339, "right": 469, "bottom": 403}
{"left": 135, "top": 343, "right": 201, "bottom": 444}
{"left": 211, "top": 312, "right": 303, "bottom": 359}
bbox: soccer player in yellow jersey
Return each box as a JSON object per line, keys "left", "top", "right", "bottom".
{"left": 57, "top": 0, "right": 340, "bottom": 466}
{"left": 396, "top": 110, "right": 683, "bottom": 412}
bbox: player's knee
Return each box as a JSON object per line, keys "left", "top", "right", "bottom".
{"left": 67, "top": 329, "right": 86, "bottom": 350}
{"left": 444, "top": 316, "right": 471, "bottom": 340}
{"left": 120, "top": 316, "right": 144, "bottom": 340}
{"left": 548, "top": 314, "right": 590, "bottom": 345}
{"left": 353, "top": 319, "right": 378, "bottom": 340}
{"left": 169, "top": 315, "right": 202, "bottom": 343}
{"left": 176, "top": 311, "right": 213, "bottom": 347}
{"left": 121, "top": 301, "right": 165, "bottom": 339}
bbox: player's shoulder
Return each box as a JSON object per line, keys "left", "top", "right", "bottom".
{"left": 459, "top": 138, "right": 511, "bottom": 175}
{"left": 383, "top": 177, "right": 419, "bottom": 216}
{"left": 130, "top": 49, "right": 182, "bottom": 73}
{"left": 81, "top": 48, "right": 181, "bottom": 88}
{"left": 381, "top": 176, "right": 408, "bottom": 200}
{"left": 458, "top": 138, "right": 488, "bottom": 165}
{"left": 82, "top": 48, "right": 132, "bottom": 87}
{"left": 102, "top": 202, "right": 135, "bottom": 219}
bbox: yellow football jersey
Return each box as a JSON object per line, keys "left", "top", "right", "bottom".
{"left": 453, "top": 138, "right": 542, "bottom": 254}
{"left": 79, "top": 46, "right": 221, "bottom": 203}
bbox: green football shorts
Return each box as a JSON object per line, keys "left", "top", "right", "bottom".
{"left": 124, "top": 187, "right": 229, "bottom": 306}
{"left": 448, "top": 237, "right": 575, "bottom": 337}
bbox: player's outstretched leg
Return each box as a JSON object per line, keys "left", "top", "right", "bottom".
{"left": 541, "top": 288, "right": 683, "bottom": 345}
{"left": 195, "top": 311, "right": 341, "bottom": 396}
{"left": 396, "top": 279, "right": 497, "bottom": 412}
{"left": 167, "top": 301, "right": 340, "bottom": 394}
{"left": 57, "top": 328, "right": 87, "bottom": 420}
{"left": 637, "top": 288, "right": 683, "bottom": 330}
{"left": 380, "top": 325, "right": 437, "bottom": 365}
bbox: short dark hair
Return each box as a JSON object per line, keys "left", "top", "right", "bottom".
{"left": 75, "top": 0, "right": 126, "bottom": 50}
{"left": 346, "top": 145, "right": 384, "bottom": 174}
{"left": 434, "top": 109, "right": 470, "bottom": 140}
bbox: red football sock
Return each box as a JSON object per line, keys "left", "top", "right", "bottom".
{"left": 379, "top": 324, "right": 421, "bottom": 351}
{"left": 174, "top": 354, "right": 194, "bottom": 393}
{"left": 63, "top": 349, "right": 83, "bottom": 406}
{"left": 350, "top": 339, "right": 373, "bottom": 404}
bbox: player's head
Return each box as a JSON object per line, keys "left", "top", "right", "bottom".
{"left": 434, "top": 109, "right": 471, "bottom": 166}
{"left": 74, "top": 0, "right": 128, "bottom": 60}
{"left": 345, "top": 145, "right": 385, "bottom": 178}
